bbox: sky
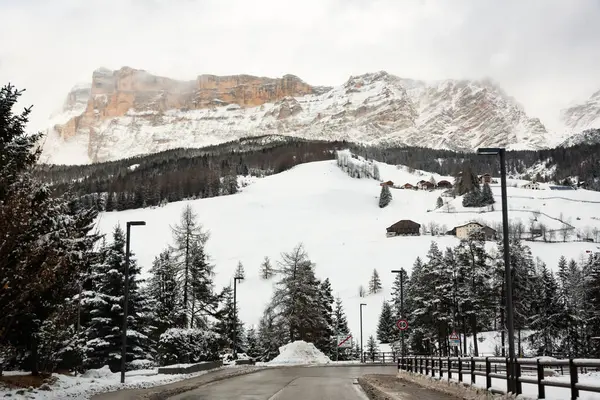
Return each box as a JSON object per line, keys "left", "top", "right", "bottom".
{"left": 1, "top": 0, "right": 600, "bottom": 132}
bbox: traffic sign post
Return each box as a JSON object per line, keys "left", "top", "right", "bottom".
{"left": 396, "top": 319, "right": 408, "bottom": 331}
{"left": 449, "top": 332, "right": 460, "bottom": 347}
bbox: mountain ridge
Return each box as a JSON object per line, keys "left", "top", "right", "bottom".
{"left": 41, "top": 67, "right": 551, "bottom": 164}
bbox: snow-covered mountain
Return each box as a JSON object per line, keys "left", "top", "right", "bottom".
{"left": 561, "top": 89, "right": 600, "bottom": 135}
{"left": 559, "top": 128, "right": 600, "bottom": 147}
{"left": 40, "top": 68, "right": 551, "bottom": 165}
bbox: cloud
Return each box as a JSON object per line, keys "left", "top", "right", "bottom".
{"left": 1, "top": 0, "right": 599, "bottom": 132}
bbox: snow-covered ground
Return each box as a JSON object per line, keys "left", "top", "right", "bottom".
{"left": 93, "top": 158, "right": 600, "bottom": 349}
{"left": 0, "top": 365, "right": 252, "bottom": 399}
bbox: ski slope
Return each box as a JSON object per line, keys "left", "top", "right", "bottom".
{"left": 94, "top": 158, "right": 600, "bottom": 344}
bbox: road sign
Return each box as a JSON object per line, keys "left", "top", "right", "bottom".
{"left": 449, "top": 332, "right": 460, "bottom": 347}
{"left": 337, "top": 334, "right": 353, "bottom": 348}
{"left": 396, "top": 319, "right": 408, "bottom": 331}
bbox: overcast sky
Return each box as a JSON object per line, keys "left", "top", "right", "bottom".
{"left": 1, "top": 0, "right": 599, "bottom": 132}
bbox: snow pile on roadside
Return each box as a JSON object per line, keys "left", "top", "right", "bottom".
{"left": 267, "top": 340, "right": 331, "bottom": 365}
{"left": 0, "top": 364, "right": 247, "bottom": 399}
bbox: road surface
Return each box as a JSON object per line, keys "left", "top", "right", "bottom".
{"left": 169, "top": 365, "right": 397, "bottom": 400}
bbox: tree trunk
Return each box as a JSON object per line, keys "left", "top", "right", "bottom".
{"left": 471, "top": 314, "right": 479, "bottom": 356}
{"left": 31, "top": 333, "right": 39, "bottom": 376}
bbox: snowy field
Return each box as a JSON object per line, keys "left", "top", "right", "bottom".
{"left": 93, "top": 158, "right": 600, "bottom": 349}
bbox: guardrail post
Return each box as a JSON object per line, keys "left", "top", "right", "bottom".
{"left": 537, "top": 358, "right": 545, "bottom": 399}
{"left": 569, "top": 358, "right": 578, "bottom": 400}
{"left": 458, "top": 357, "right": 463, "bottom": 382}
{"left": 471, "top": 356, "right": 475, "bottom": 384}
{"left": 448, "top": 357, "right": 452, "bottom": 381}
{"left": 485, "top": 357, "right": 491, "bottom": 390}
{"left": 515, "top": 360, "right": 522, "bottom": 395}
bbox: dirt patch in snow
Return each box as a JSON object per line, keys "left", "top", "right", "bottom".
{"left": 0, "top": 373, "right": 56, "bottom": 389}
{"left": 359, "top": 374, "right": 461, "bottom": 400}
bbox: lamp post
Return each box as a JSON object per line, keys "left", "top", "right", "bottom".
{"left": 477, "top": 147, "right": 516, "bottom": 394}
{"left": 360, "top": 303, "right": 366, "bottom": 363}
{"left": 391, "top": 269, "right": 405, "bottom": 358}
{"left": 232, "top": 276, "right": 243, "bottom": 359}
{"left": 121, "top": 220, "right": 146, "bottom": 384}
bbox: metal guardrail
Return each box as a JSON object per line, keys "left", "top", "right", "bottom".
{"left": 398, "top": 355, "right": 600, "bottom": 399}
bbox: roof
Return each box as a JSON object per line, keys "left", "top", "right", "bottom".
{"left": 437, "top": 180, "right": 452, "bottom": 184}
{"left": 387, "top": 220, "right": 421, "bottom": 230}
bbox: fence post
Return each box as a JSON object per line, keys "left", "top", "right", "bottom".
{"left": 425, "top": 357, "right": 429, "bottom": 375}
{"left": 448, "top": 357, "right": 452, "bottom": 381}
{"left": 383, "top": 353, "right": 386, "bottom": 364}
{"left": 439, "top": 356, "right": 443, "bottom": 378}
{"left": 458, "top": 357, "right": 463, "bottom": 382}
{"left": 569, "top": 358, "right": 579, "bottom": 400}
{"left": 537, "top": 358, "right": 545, "bottom": 399}
{"left": 431, "top": 357, "right": 435, "bottom": 378}
{"left": 372, "top": 352, "right": 375, "bottom": 362}
{"left": 471, "top": 356, "right": 476, "bottom": 384}
{"left": 420, "top": 357, "right": 423, "bottom": 374}
{"left": 515, "top": 360, "right": 522, "bottom": 395}
{"left": 485, "top": 357, "right": 491, "bottom": 390}
{"left": 409, "top": 357, "right": 413, "bottom": 372}
{"left": 397, "top": 357, "right": 400, "bottom": 372}
{"left": 414, "top": 356, "right": 418, "bottom": 374}
{"left": 505, "top": 357, "right": 511, "bottom": 394}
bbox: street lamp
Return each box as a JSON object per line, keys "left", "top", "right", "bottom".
{"left": 477, "top": 147, "right": 516, "bottom": 394}
{"left": 121, "top": 220, "right": 146, "bottom": 384}
{"left": 391, "top": 269, "right": 405, "bottom": 358}
{"left": 232, "top": 275, "right": 243, "bottom": 359}
{"left": 360, "top": 303, "right": 366, "bottom": 363}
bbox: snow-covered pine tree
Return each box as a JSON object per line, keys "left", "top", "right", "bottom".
{"left": 84, "top": 226, "right": 153, "bottom": 371}
{"left": 481, "top": 183, "right": 495, "bottom": 205}
{"left": 260, "top": 256, "right": 274, "bottom": 279}
{"left": 376, "top": 301, "right": 396, "bottom": 343}
{"left": 429, "top": 175, "right": 437, "bottom": 186}
{"left": 0, "top": 84, "right": 100, "bottom": 374}
{"left": 436, "top": 196, "right": 443, "bottom": 209}
{"left": 170, "top": 205, "right": 210, "bottom": 328}
{"left": 529, "top": 260, "right": 563, "bottom": 355}
{"left": 462, "top": 188, "right": 482, "bottom": 207}
{"left": 585, "top": 253, "right": 600, "bottom": 356}
{"left": 368, "top": 269, "right": 382, "bottom": 294}
{"left": 373, "top": 164, "right": 381, "bottom": 181}
{"left": 359, "top": 285, "right": 366, "bottom": 297}
{"left": 235, "top": 261, "right": 245, "bottom": 280}
{"left": 269, "top": 244, "right": 325, "bottom": 343}
{"left": 146, "top": 249, "right": 182, "bottom": 340}
{"left": 245, "top": 327, "right": 260, "bottom": 358}
{"left": 222, "top": 174, "right": 238, "bottom": 195}
{"left": 332, "top": 297, "right": 352, "bottom": 360}
{"left": 454, "top": 163, "right": 480, "bottom": 196}
{"left": 188, "top": 243, "right": 218, "bottom": 329}
{"left": 378, "top": 184, "right": 392, "bottom": 208}
{"left": 214, "top": 285, "right": 244, "bottom": 351}
{"left": 315, "top": 278, "right": 335, "bottom": 356}
{"left": 390, "top": 268, "right": 409, "bottom": 320}
{"left": 257, "top": 305, "right": 288, "bottom": 362}
{"left": 454, "top": 232, "right": 493, "bottom": 356}
{"left": 365, "top": 335, "right": 379, "bottom": 361}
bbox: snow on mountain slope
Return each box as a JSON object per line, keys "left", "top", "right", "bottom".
{"left": 94, "top": 159, "right": 600, "bottom": 343}
{"left": 41, "top": 68, "right": 549, "bottom": 164}
{"left": 561, "top": 89, "right": 600, "bottom": 135}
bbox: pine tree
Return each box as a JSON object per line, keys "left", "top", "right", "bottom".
{"left": 170, "top": 205, "right": 210, "bottom": 328}
{"left": 84, "top": 226, "right": 153, "bottom": 371}
{"left": 146, "top": 249, "right": 182, "bottom": 339}
{"left": 391, "top": 268, "right": 409, "bottom": 320}
{"left": 368, "top": 269, "right": 382, "bottom": 294}
{"left": 376, "top": 301, "right": 396, "bottom": 343}
{"left": 481, "top": 183, "right": 495, "bottom": 205}
{"left": 378, "top": 185, "right": 392, "bottom": 208}
{"left": 332, "top": 297, "right": 352, "bottom": 360}
{"left": 454, "top": 163, "right": 480, "bottom": 196}
{"left": 436, "top": 196, "right": 443, "bottom": 209}
{"left": 188, "top": 243, "right": 218, "bottom": 329}
{"left": 257, "top": 305, "right": 288, "bottom": 362}
{"left": 315, "top": 279, "right": 334, "bottom": 356}
{"left": 462, "top": 188, "right": 482, "bottom": 207}
{"left": 529, "top": 261, "right": 562, "bottom": 355}
{"left": 365, "top": 335, "right": 379, "bottom": 361}
{"left": 268, "top": 244, "right": 325, "bottom": 343}
{"left": 260, "top": 256, "right": 274, "bottom": 279}
{"left": 235, "top": 261, "right": 245, "bottom": 280}
{"left": 214, "top": 285, "right": 244, "bottom": 351}
{"left": 0, "top": 85, "right": 99, "bottom": 374}
{"left": 245, "top": 327, "right": 260, "bottom": 358}
{"left": 373, "top": 164, "right": 381, "bottom": 181}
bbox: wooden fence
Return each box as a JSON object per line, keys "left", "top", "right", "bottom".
{"left": 398, "top": 355, "right": 600, "bottom": 399}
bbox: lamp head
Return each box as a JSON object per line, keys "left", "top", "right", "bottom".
{"left": 127, "top": 221, "right": 146, "bottom": 226}
{"left": 477, "top": 147, "right": 503, "bottom": 155}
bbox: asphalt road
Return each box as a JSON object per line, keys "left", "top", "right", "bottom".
{"left": 169, "top": 365, "right": 397, "bottom": 400}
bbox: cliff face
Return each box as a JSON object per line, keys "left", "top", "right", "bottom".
{"left": 41, "top": 68, "right": 550, "bottom": 165}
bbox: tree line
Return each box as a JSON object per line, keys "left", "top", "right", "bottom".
{"left": 372, "top": 232, "right": 600, "bottom": 358}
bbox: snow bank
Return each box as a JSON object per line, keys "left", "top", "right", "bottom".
{"left": 267, "top": 340, "right": 331, "bottom": 365}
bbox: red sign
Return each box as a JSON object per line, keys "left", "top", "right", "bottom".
{"left": 338, "top": 334, "right": 352, "bottom": 347}
{"left": 449, "top": 332, "right": 459, "bottom": 339}
{"left": 396, "top": 319, "right": 408, "bottom": 331}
